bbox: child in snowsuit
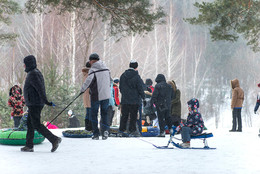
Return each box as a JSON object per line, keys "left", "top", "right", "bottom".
{"left": 8, "top": 85, "right": 25, "bottom": 128}
{"left": 177, "top": 98, "right": 204, "bottom": 148}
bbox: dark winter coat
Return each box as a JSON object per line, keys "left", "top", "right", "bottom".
{"left": 119, "top": 69, "right": 145, "bottom": 105}
{"left": 167, "top": 81, "right": 181, "bottom": 117}
{"left": 151, "top": 74, "right": 174, "bottom": 111}
{"left": 23, "top": 55, "right": 50, "bottom": 106}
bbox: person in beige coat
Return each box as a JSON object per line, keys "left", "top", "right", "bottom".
{"left": 230, "top": 78, "right": 244, "bottom": 132}
{"left": 82, "top": 62, "right": 92, "bottom": 131}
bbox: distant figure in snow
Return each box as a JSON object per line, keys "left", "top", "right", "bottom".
{"left": 8, "top": 85, "right": 25, "bottom": 128}
{"left": 229, "top": 79, "right": 244, "bottom": 132}
{"left": 254, "top": 83, "right": 260, "bottom": 114}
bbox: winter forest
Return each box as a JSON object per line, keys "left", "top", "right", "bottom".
{"left": 0, "top": 0, "right": 260, "bottom": 129}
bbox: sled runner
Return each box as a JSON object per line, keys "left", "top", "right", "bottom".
{"left": 155, "top": 127, "right": 216, "bottom": 150}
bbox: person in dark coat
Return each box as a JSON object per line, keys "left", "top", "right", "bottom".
{"left": 21, "top": 55, "right": 61, "bottom": 152}
{"left": 119, "top": 60, "right": 145, "bottom": 137}
{"left": 151, "top": 74, "right": 174, "bottom": 137}
{"left": 68, "top": 110, "right": 80, "bottom": 128}
{"left": 167, "top": 80, "right": 181, "bottom": 126}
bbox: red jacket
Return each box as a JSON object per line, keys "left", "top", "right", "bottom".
{"left": 113, "top": 84, "right": 120, "bottom": 106}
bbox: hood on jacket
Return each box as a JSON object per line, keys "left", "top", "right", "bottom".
{"left": 231, "top": 79, "right": 240, "bottom": 89}
{"left": 187, "top": 98, "right": 199, "bottom": 112}
{"left": 155, "top": 74, "right": 166, "bottom": 83}
{"left": 24, "top": 55, "right": 37, "bottom": 73}
{"left": 124, "top": 69, "right": 138, "bottom": 79}
{"left": 89, "top": 60, "right": 108, "bottom": 72}
{"left": 167, "top": 80, "right": 177, "bottom": 91}
{"left": 9, "top": 85, "right": 22, "bottom": 97}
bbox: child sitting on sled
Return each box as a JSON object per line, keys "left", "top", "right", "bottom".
{"left": 176, "top": 98, "right": 204, "bottom": 148}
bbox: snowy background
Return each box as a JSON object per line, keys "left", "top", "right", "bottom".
{"left": 1, "top": 112, "right": 260, "bottom": 174}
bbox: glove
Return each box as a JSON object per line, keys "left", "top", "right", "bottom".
{"left": 175, "top": 125, "right": 181, "bottom": 132}
{"left": 143, "top": 100, "right": 147, "bottom": 107}
{"left": 46, "top": 101, "right": 55, "bottom": 107}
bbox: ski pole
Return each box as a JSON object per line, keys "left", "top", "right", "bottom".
{"left": 47, "top": 92, "right": 83, "bottom": 127}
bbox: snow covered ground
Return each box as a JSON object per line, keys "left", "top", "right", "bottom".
{"left": 1, "top": 124, "right": 260, "bottom": 174}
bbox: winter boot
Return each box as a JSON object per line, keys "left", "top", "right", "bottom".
{"left": 102, "top": 131, "right": 109, "bottom": 140}
{"left": 92, "top": 134, "right": 99, "bottom": 140}
{"left": 180, "top": 142, "right": 190, "bottom": 148}
{"left": 21, "top": 146, "right": 34, "bottom": 152}
{"left": 51, "top": 137, "right": 62, "bottom": 152}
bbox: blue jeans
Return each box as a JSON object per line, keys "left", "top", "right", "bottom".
{"left": 91, "top": 99, "right": 109, "bottom": 136}
{"left": 85, "top": 108, "right": 92, "bottom": 131}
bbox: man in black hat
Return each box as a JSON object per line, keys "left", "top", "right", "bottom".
{"left": 21, "top": 55, "right": 61, "bottom": 152}
{"left": 81, "top": 53, "right": 111, "bottom": 140}
{"left": 119, "top": 60, "right": 145, "bottom": 137}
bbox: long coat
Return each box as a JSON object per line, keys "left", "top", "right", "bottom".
{"left": 82, "top": 67, "right": 91, "bottom": 108}
{"left": 231, "top": 79, "right": 244, "bottom": 109}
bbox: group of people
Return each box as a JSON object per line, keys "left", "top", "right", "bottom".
{"left": 5, "top": 52, "right": 258, "bottom": 151}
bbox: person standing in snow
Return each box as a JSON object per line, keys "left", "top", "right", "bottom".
{"left": 143, "top": 78, "right": 156, "bottom": 125}
{"left": 21, "top": 55, "right": 61, "bottom": 152}
{"left": 119, "top": 60, "right": 145, "bottom": 137}
{"left": 229, "top": 78, "right": 244, "bottom": 132}
{"left": 254, "top": 83, "right": 260, "bottom": 114}
{"left": 176, "top": 98, "right": 204, "bottom": 148}
{"left": 151, "top": 74, "right": 173, "bottom": 137}
{"left": 80, "top": 53, "right": 111, "bottom": 140}
{"left": 82, "top": 61, "right": 92, "bottom": 131}
{"left": 167, "top": 80, "right": 181, "bottom": 127}
{"left": 107, "top": 81, "right": 115, "bottom": 126}
{"left": 8, "top": 85, "right": 25, "bottom": 128}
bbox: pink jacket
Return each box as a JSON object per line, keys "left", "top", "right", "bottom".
{"left": 46, "top": 121, "right": 59, "bottom": 129}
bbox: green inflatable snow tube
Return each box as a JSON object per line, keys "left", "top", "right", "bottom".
{"left": 0, "top": 129, "right": 45, "bottom": 145}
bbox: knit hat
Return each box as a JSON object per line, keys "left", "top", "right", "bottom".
{"left": 187, "top": 98, "right": 199, "bottom": 110}
{"left": 129, "top": 60, "right": 138, "bottom": 69}
{"left": 89, "top": 53, "right": 100, "bottom": 61}
{"left": 113, "top": 78, "right": 120, "bottom": 83}
{"left": 258, "top": 83, "right": 260, "bottom": 88}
